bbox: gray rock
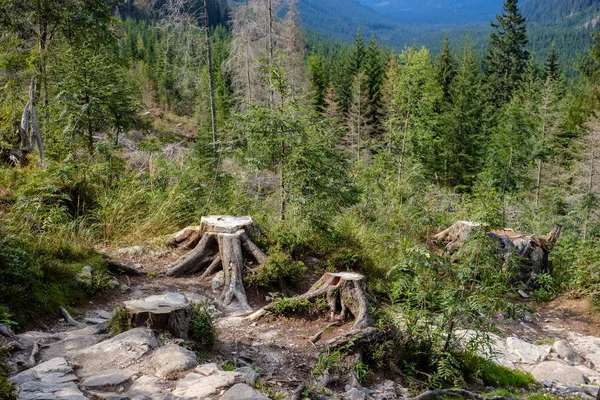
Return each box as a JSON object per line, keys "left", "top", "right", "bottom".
{"left": 553, "top": 340, "right": 585, "bottom": 364}
{"left": 109, "top": 278, "right": 120, "bottom": 289}
{"left": 81, "top": 371, "right": 133, "bottom": 389}
{"left": 127, "top": 375, "right": 170, "bottom": 400}
{"left": 150, "top": 344, "right": 197, "bottom": 379}
{"left": 220, "top": 383, "right": 271, "bottom": 400}
{"left": 77, "top": 266, "right": 93, "bottom": 284}
{"left": 532, "top": 361, "right": 586, "bottom": 385}
{"left": 582, "top": 385, "right": 600, "bottom": 398}
{"left": 96, "top": 310, "right": 113, "bottom": 319}
{"left": 235, "top": 366, "right": 259, "bottom": 385}
{"left": 371, "top": 380, "right": 400, "bottom": 400}
{"left": 18, "top": 381, "right": 87, "bottom": 400}
{"left": 506, "top": 337, "right": 551, "bottom": 364}
{"left": 71, "top": 328, "right": 160, "bottom": 377}
{"left": 115, "top": 245, "right": 145, "bottom": 257}
{"left": 87, "top": 391, "right": 129, "bottom": 400}
{"left": 10, "top": 357, "right": 78, "bottom": 385}
{"left": 120, "top": 284, "right": 132, "bottom": 292}
{"left": 212, "top": 271, "right": 225, "bottom": 290}
{"left": 575, "top": 365, "right": 600, "bottom": 384}
{"left": 173, "top": 363, "right": 240, "bottom": 399}
{"left": 85, "top": 317, "right": 108, "bottom": 325}
{"left": 343, "top": 387, "right": 366, "bottom": 400}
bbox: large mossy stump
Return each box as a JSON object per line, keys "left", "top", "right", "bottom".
{"left": 250, "top": 272, "right": 377, "bottom": 329}
{"left": 434, "top": 221, "right": 562, "bottom": 284}
{"left": 123, "top": 293, "right": 193, "bottom": 339}
{"left": 165, "top": 216, "right": 268, "bottom": 312}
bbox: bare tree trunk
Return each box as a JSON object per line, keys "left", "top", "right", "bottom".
{"left": 585, "top": 149, "right": 595, "bottom": 240}
{"left": 204, "top": 0, "right": 219, "bottom": 153}
{"left": 267, "top": 0, "right": 274, "bottom": 105}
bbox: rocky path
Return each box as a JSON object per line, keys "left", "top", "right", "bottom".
{"left": 4, "top": 245, "right": 600, "bottom": 399}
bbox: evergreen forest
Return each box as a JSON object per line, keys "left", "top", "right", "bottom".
{"left": 3, "top": 0, "right": 600, "bottom": 399}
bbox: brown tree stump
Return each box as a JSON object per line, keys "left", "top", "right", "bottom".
{"left": 249, "top": 272, "right": 377, "bottom": 329}
{"left": 165, "top": 216, "right": 268, "bottom": 312}
{"left": 123, "top": 293, "right": 194, "bottom": 339}
{"left": 433, "top": 221, "right": 562, "bottom": 284}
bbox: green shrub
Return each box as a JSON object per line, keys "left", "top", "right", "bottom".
{"left": 271, "top": 297, "right": 312, "bottom": 316}
{"left": 245, "top": 245, "right": 307, "bottom": 289}
{"left": 189, "top": 302, "right": 217, "bottom": 346}
{"left": 0, "top": 347, "right": 18, "bottom": 400}
{"left": 107, "top": 306, "right": 130, "bottom": 336}
{"left": 461, "top": 354, "right": 536, "bottom": 388}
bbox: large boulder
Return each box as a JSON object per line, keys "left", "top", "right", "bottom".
{"left": 173, "top": 363, "right": 241, "bottom": 399}
{"left": 70, "top": 328, "right": 160, "bottom": 377}
{"left": 506, "top": 337, "right": 551, "bottom": 364}
{"left": 10, "top": 357, "right": 87, "bottom": 400}
{"left": 531, "top": 361, "right": 586, "bottom": 385}
{"left": 149, "top": 344, "right": 198, "bottom": 379}
{"left": 553, "top": 340, "right": 585, "bottom": 364}
{"left": 220, "top": 383, "right": 271, "bottom": 400}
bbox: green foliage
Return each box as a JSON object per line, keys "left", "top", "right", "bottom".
{"left": 245, "top": 245, "right": 307, "bottom": 289}
{"left": 0, "top": 347, "right": 18, "bottom": 400}
{"left": 189, "top": 301, "right": 217, "bottom": 347}
{"left": 270, "top": 297, "right": 313, "bottom": 317}
{"left": 107, "top": 306, "right": 130, "bottom": 337}
{"left": 461, "top": 354, "right": 536, "bottom": 388}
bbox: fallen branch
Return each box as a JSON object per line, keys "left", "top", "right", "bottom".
{"left": 408, "top": 389, "right": 518, "bottom": 400}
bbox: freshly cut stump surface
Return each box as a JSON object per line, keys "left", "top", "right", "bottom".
{"left": 165, "top": 216, "right": 268, "bottom": 312}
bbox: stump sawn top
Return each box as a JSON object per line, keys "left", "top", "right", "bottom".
{"left": 201, "top": 215, "right": 255, "bottom": 234}
{"left": 124, "top": 293, "right": 189, "bottom": 314}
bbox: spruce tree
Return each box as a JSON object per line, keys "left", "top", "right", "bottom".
{"left": 308, "top": 52, "right": 328, "bottom": 113}
{"left": 485, "top": 0, "right": 528, "bottom": 108}
{"left": 364, "top": 37, "right": 386, "bottom": 137}
{"left": 545, "top": 41, "right": 560, "bottom": 81}
{"left": 435, "top": 35, "right": 457, "bottom": 102}
{"left": 347, "top": 29, "right": 366, "bottom": 77}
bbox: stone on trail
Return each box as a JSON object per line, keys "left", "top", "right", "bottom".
{"left": 531, "top": 361, "right": 586, "bottom": 385}
{"left": 220, "top": 383, "right": 271, "bottom": 400}
{"left": 126, "top": 375, "right": 170, "bottom": 400}
{"left": 71, "top": 328, "right": 160, "bottom": 377}
{"left": 235, "top": 366, "right": 259, "bottom": 385}
{"left": 18, "top": 381, "right": 88, "bottom": 400}
{"left": 173, "top": 363, "right": 241, "bottom": 399}
{"left": 81, "top": 370, "right": 133, "bottom": 389}
{"left": 149, "top": 344, "right": 198, "bottom": 379}
{"left": 553, "top": 340, "right": 585, "bottom": 364}
{"left": 10, "top": 357, "right": 78, "bottom": 385}
{"left": 506, "top": 337, "right": 551, "bottom": 364}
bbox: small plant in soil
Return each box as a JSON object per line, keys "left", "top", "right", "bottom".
{"left": 189, "top": 301, "right": 217, "bottom": 346}
{"left": 107, "top": 306, "right": 130, "bottom": 336}
{"left": 271, "top": 297, "right": 313, "bottom": 316}
{"left": 221, "top": 362, "right": 235, "bottom": 371}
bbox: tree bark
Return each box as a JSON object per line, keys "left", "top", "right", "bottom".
{"left": 204, "top": 0, "right": 219, "bottom": 153}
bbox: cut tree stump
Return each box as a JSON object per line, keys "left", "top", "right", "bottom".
{"left": 123, "top": 293, "right": 193, "bottom": 339}
{"left": 249, "top": 272, "right": 376, "bottom": 329}
{"left": 433, "top": 221, "right": 562, "bottom": 285}
{"left": 165, "top": 216, "right": 267, "bottom": 312}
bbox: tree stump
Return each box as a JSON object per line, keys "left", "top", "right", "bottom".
{"left": 123, "top": 293, "right": 194, "bottom": 339}
{"left": 249, "top": 272, "right": 377, "bottom": 329}
{"left": 433, "top": 221, "right": 562, "bottom": 285}
{"left": 165, "top": 216, "right": 268, "bottom": 312}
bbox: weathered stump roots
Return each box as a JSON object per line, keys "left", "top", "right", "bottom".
{"left": 249, "top": 272, "right": 377, "bottom": 329}
{"left": 165, "top": 216, "right": 267, "bottom": 311}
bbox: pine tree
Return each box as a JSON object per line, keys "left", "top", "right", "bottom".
{"left": 545, "top": 41, "right": 560, "bottom": 81}
{"left": 485, "top": 0, "right": 529, "bottom": 108}
{"left": 435, "top": 35, "right": 457, "bottom": 102}
{"left": 364, "top": 36, "right": 386, "bottom": 136}
{"left": 308, "top": 51, "right": 328, "bottom": 113}
{"left": 346, "top": 72, "right": 372, "bottom": 163}
{"left": 347, "top": 29, "right": 366, "bottom": 77}
{"left": 444, "top": 41, "right": 484, "bottom": 189}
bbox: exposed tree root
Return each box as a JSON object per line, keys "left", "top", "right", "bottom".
{"left": 59, "top": 307, "right": 85, "bottom": 328}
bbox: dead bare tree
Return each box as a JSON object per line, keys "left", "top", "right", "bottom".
{"left": 18, "top": 77, "right": 45, "bottom": 166}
